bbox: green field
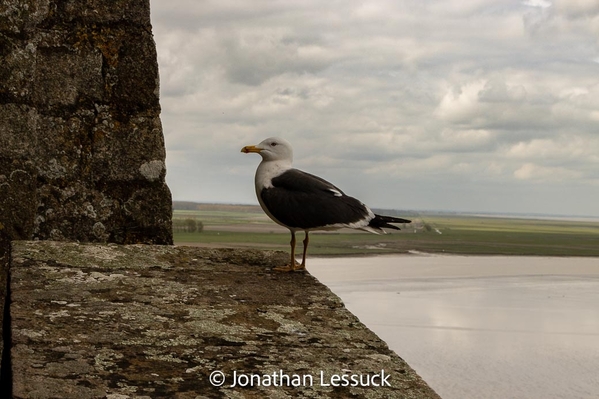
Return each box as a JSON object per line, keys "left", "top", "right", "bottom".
{"left": 172, "top": 204, "right": 599, "bottom": 257}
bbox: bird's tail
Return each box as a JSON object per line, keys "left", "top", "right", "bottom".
{"left": 366, "top": 214, "right": 411, "bottom": 233}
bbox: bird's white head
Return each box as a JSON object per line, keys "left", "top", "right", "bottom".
{"left": 241, "top": 137, "right": 293, "bottom": 163}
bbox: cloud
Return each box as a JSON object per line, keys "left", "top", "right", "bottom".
{"left": 151, "top": 0, "right": 599, "bottom": 215}
{"left": 524, "top": 0, "right": 599, "bottom": 52}
{"left": 513, "top": 162, "right": 582, "bottom": 181}
{"left": 523, "top": 0, "right": 551, "bottom": 8}
{"left": 217, "top": 30, "right": 334, "bottom": 86}
{"left": 508, "top": 137, "right": 583, "bottom": 159}
{"left": 554, "top": 0, "right": 599, "bottom": 18}
{"left": 506, "top": 135, "right": 599, "bottom": 182}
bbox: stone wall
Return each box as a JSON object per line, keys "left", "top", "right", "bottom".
{"left": 0, "top": 0, "right": 172, "bottom": 244}
{"left": 0, "top": 231, "right": 9, "bottom": 395}
{"left": 8, "top": 241, "right": 440, "bottom": 398}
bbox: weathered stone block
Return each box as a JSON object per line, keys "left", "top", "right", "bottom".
{"left": 0, "top": 37, "right": 37, "bottom": 102}
{"left": 32, "top": 47, "right": 104, "bottom": 108}
{"left": 0, "top": 0, "right": 172, "bottom": 244}
{"left": 111, "top": 30, "right": 161, "bottom": 116}
{"left": 0, "top": 0, "right": 50, "bottom": 34}
{"left": 0, "top": 159, "right": 37, "bottom": 240}
{"left": 0, "top": 104, "right": 37, "bottom": 158}
{"left": 90, "top": 114, "right": 167, "bottom": 181}
{"left": 0, "top": 231, "right": 8, "bottom": 384}
{"left": 61, "top": 0, "right": 151, "bottom": 26}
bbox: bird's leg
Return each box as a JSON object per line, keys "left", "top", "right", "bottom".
{"left": 294, "top": 231, "right": 309, "bottom": 271}
{"left": 274, "top": 231, "right": 296, "bottom": 272}
{"left": 290, "top": 231, "right": 297, "bottom": 267}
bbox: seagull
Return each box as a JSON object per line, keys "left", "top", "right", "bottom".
{"left": 241, "top": 137, "right": 411, "bottom": 271}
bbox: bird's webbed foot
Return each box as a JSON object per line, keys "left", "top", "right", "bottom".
{"left": 292, "top": 263, "right": 306, "bottom": 272}
{"left": 273, "top": 260, "right": 303, "bottom": 272}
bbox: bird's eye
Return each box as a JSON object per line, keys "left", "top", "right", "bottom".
{"left": 271, "top": 142, "right": 278, "bottom": 147}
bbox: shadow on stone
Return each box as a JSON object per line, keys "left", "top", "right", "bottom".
{"left": 0, "top": 232, "right": 11, "bottom": 397}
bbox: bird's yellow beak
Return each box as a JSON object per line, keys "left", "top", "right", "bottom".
{"left": 241, "top": 145, "right": 261, "bottom": 154}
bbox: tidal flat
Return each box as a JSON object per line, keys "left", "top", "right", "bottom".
{"left": 310, "top": 254, "right": 599, "bottom": 399}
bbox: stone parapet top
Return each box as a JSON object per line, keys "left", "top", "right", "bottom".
{"left": 8, "top": 240, "right": 439, "bottom": 398}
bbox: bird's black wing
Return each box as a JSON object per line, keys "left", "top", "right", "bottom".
{"left": 261, "top": 169, "right": 370, "bottom": 229}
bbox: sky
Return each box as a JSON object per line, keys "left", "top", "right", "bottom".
{"left": 149, "top": 0, "right": 599, "bottom": 217}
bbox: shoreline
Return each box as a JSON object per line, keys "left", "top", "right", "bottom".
{"left": 309, "top": 254, "right": 599, "bottom": 280}
{"left": 175, "top": 241, "right": 599, "bottom": 259}
{"left": 310, "top": 251, "right": 599, "bottom": 259}
{"left": 308, "top": 250, "right": 599, "bottom": 260}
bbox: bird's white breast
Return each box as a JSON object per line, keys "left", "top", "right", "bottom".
{"left": 254, "top": 160, "right": 293, "bottom": 230}
{"left": 254, "top": 160, "right": 291, "bottom": 191}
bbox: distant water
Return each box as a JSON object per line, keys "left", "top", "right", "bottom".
{"left": 310, "top": 254, "right": 599, "bottom": 399}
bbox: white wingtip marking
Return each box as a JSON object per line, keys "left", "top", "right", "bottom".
{"left": 329, "top": 188, "right": 342, "bottom": 197}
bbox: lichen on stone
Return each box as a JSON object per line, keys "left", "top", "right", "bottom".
{"left": 138, "top": 160, "right": 165, "bottom": 182}
{"left": 10, "top": 241, "right": 440, "bottom": 398}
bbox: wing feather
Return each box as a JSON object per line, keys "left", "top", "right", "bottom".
{"left": 261, "top": 169, "right": 370, "bottom": 229}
